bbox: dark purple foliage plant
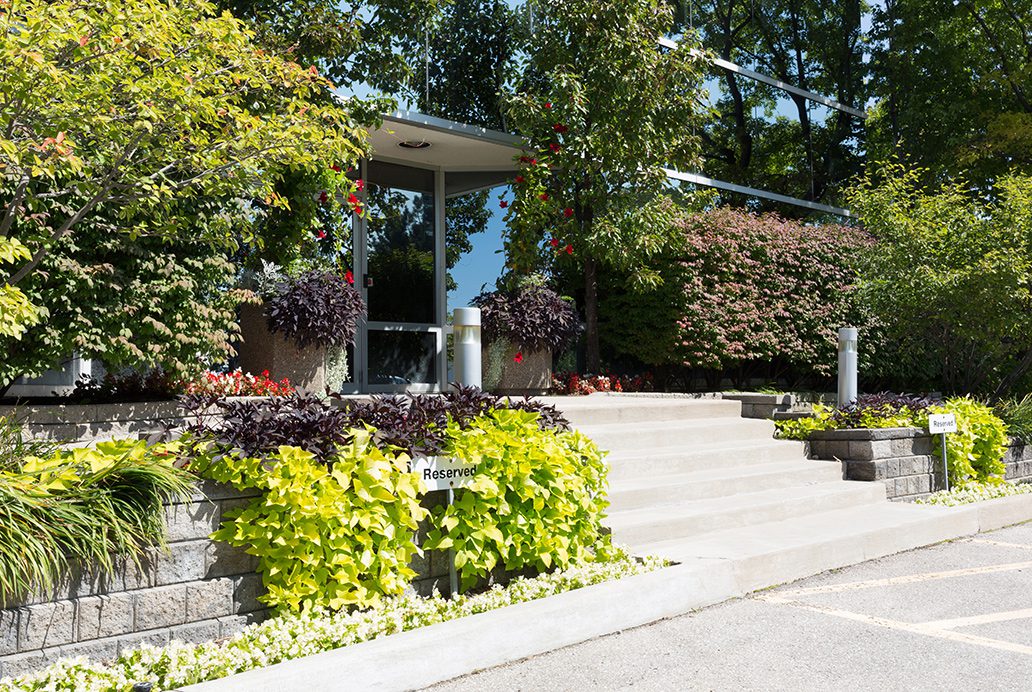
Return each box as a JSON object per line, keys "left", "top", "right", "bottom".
{"left": 473, "top": 284, "right": 580, "bottom": 352}
{"left": 266, "top": 270, "right": 365, "bottom": 349}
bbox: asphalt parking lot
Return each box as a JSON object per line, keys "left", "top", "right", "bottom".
{"left": 430, "top": 523, "right": 1032, "bottom": 691}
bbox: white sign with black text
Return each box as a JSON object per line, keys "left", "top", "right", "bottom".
{"left": 411, "top": 456, "right": 478, "bottom": 492}
{"left": 928, "top": 413, "right": 958, "bottom": 435}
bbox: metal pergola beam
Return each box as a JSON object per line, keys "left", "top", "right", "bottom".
{"left": 663, "top": 168, "right": 854, "bottom": 218}
{"left": 658, "top": 37, "right": 866, "bottom": 120}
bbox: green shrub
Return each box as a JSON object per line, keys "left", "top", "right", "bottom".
{"left": 774, "top": 404, "right": 834, "bottom": 440}
{"left": 994, "top": 394, "right": 1032, "bottom": 444}
{"left": 924, "top": 398, "right": 1007, "bottom": 488}
{"left": 424, "top": 409, "right": 610, "bottom": 590}
{"left": 0, "top": 440, "right": 193, "bottom": 601}
{"left": 194, "top": 433, "right": 428, "bottom": 612}
{"left": 775, "top": 395, "right": 1008, "bottom": 488}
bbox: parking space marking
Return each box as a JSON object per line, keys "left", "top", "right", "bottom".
{"left": 967, "top": 538, "right": 1032, "bottom": 551}
{"left": 761, "top": 560, "right": 1032, "bottom": 599}
{"left": 755, "top": 597, "right": 1032, "bottom": 658}
{"left": 921, "top": 607, "right": 1032, "bottom": 631}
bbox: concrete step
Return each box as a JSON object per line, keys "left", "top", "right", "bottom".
{"left": 539, "top": 395, "right": 742, "bottom": 427}
{"left": 608, "top": 460, "right": 845, "bottom": 512}
{"left": 581, "top": 417, "right": 776, "bottom": 452}
{"left": 635, "top": 502, "right": 973, "bottom": 593}
{"left": 607, "top": 481, "right": 886, "bottom": 547}
{"left": 606, "top": 439, "right": 809, "bottom": 480}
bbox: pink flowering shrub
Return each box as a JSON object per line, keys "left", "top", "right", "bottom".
{"left": 185, "top": 369, "right": 295, "bottom": 397}
{"left": 602, "top": 209, "right": 871, "bottom": 378}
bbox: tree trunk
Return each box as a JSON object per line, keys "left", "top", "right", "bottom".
{"left": 584, "top": 256, "right": 601, "bottom": 373}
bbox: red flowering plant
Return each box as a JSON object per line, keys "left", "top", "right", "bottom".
{"left": 551, "top": 371, "right": 654, "bottom": 396}
{"left": 185, "top": 369, "right": 295, "bottom": 397}
{"left": 500, "top": 0, "right": 708, "bottom": 372}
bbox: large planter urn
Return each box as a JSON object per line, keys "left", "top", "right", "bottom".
{"left": 237, "top": 303, "right": 328, "bottom": 393}
{"left": 482, "top": 338, "right": 552, "bottom": 396}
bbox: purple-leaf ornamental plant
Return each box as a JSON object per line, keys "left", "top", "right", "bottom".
{"left": 473, "top": 285, "right": 580, "bottom": 353}
{"left": 266, "top": 270, "right": 365, "bottom": 349}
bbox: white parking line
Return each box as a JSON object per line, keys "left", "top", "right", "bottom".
{"left": 757, "top": 598, "right": 1032, "bottom": 658}
{"left": 922, "top": 607, "right": 1032, "bottom": 631}
{"left": 762, "top": 560, "right": 1032, "bottom": 599}
{"left": 967, "top": 538, "right": 1032, "bottom": 551}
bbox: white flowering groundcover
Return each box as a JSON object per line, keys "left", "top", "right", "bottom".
{"left": 1, "top": 551, "right": 664, "bottom": 692}
{"left": 916, "top": 481, "right": 1032, "bottom": 507}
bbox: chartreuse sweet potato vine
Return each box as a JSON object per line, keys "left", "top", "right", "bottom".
{"left": 0, "top": 438, "right": 193, "bottom": 602}
{"left": 193, "top": 431, "right": 428, "bottom": 612}
{"left": 194, "top": 407, "right": 611, "bottom": 610}
{"left": 776, "top": 395, "right": 1006, "bottom": 488}
{"left": 424, "top": 409, "right": 610, "bottom": 590}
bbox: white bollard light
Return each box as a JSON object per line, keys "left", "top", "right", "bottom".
{"left": 452, "top": 307, "right": 482, "bottom": 389}
{"left": 837, "top": 326, "right": 858, "bottom": 407}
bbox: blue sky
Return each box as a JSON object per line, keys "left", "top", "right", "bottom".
{"left": 449, "top": 204, "right": 507, "bottom": 309}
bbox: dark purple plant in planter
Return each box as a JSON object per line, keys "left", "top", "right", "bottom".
{"left": 473, "top": 285, "right": 580, "bottom": 352}
{"left": 266, "top": 271, "right": 365, "bottom": 349}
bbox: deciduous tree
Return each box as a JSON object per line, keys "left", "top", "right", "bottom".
{"left": 503, "top": 0, "right": 708, "bottom": 371}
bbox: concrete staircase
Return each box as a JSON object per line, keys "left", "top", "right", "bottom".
{"left": 540, "top": 394, "right": 976, "bottom": 588}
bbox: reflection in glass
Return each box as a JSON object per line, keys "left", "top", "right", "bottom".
{"left": 367, "top": 331, "right": 438, "bottom": 385}
{"left": 365, "top": 162, "right": 436, "bottom": 324}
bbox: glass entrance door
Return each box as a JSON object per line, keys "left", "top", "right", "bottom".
{"left": 354, "top": 160, "right": 446, "bottom": 392}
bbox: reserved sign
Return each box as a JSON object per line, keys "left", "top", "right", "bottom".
{"left": 411, "top": 456, "right": 478, "bottom": 491}
{"left": 928, "top": 413, "right": 958, "bottom": 434}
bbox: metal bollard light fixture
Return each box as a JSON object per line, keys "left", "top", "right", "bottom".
{"left": 837, "top": 326, "right": 858, "bottom": 407}
{"left": 452, "top": 307, "right": 482, "bottom": 389}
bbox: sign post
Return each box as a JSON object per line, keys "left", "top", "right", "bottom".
{"left": 411, "top": 456, "right": 478, "bottom": 596}
{"left": 927, "top": 413, "right": 958, "bottom": 492}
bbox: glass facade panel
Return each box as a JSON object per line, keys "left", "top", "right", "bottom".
{"left": 367, "top": 330, "right": 438, "bottom": 385}
{"left": 364, "top": 161, "right": 437, "bottom": 324}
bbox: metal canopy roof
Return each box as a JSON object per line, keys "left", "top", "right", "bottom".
{"left": 367, "top": 111, "right": 853, "bottom": 217}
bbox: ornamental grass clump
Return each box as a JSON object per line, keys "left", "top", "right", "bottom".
{"left": 0, "top": 437, "right": 193, "bottom": 602}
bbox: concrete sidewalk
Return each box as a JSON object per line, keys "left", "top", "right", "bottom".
{"left": 430, "top": 522, "right": 1032, "bottom": 691}
{"left": 183, "top": 496, "right": 1032, "bottom": 692}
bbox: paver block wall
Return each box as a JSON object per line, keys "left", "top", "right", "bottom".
{"left": 807, "top": 428, "right": 1032, "bottom": 501}
{"left": 0, "top": 401, "right": 197, "bottom": 446}
{"left": 0, "top": 479, "right": 453, "bottom": 680}
{"left": 719, "top": 393, "right": 796, "bottom": 419}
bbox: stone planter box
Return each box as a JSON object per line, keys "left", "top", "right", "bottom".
{"left": 237, "top": 303, "right": 328, "bottom": 394}
{"left": 0, "top": 480, "right": 458, "bottom": 679}
{"left": 0, "top": 400, "right": 193, "bottom": 446}
{"left": 719, "top": 392, "right": 796, "bottom": 419}
{"left": 806, "top": 427, "right": 1032, "bottom": 501}
{"left": 482, "top": 340, "right": 551, "bottom": 396}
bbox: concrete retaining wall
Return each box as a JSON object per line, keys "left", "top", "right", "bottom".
{"left": 0, "top": 482, "right": 453, "bottom": 680}
{"left": 807, "top": 428, "right": 1032, "bottom": 501}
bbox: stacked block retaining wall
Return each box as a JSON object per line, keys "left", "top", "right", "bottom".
{"left": 0, "top": 481, "right": 452, "bottom": 680}
{"left": 806, "top": 428, "right": 1032, "bottom": 501}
